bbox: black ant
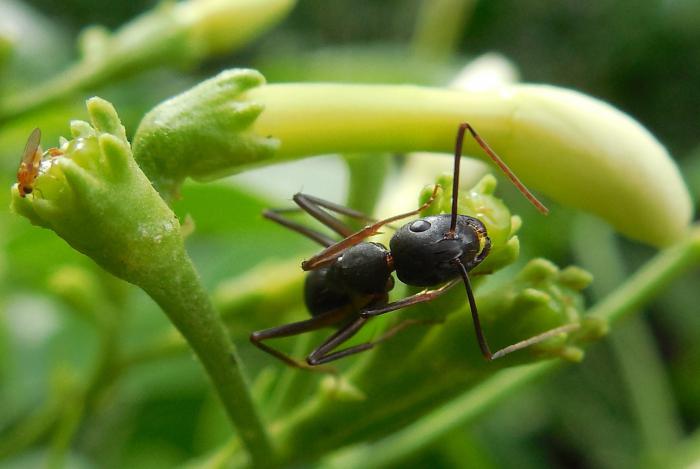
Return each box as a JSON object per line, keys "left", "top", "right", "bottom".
{"left": 251, "top": 123, "right": 579, "bottom": 370}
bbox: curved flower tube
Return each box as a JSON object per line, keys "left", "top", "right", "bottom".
{"left": 133, "top": 69, "right": 692, "bottom": 247}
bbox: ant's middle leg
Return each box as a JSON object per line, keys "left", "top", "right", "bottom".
{"left": 453, "top": 259, "right": 580, "bottom": 361}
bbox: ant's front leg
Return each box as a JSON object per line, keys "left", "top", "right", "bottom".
{"left": 453, "top": 259, "right": 580, "bottom": 361}
{"left": 359, "top": 279, "right": 461, "bottom": 318}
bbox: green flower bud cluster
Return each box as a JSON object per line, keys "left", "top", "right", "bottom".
{"left": 477, "top": 259, "right": 606, "bottom": 362}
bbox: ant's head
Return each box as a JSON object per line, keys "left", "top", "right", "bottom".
{"left": 389, "top": 214, "right": 487, "bottom": 287}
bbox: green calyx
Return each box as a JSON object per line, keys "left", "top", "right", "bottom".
{"left": 132, "top": 69, "right": 279, "bottom": 198}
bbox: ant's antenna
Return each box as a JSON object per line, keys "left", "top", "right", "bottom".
{"left": 449, "top": 123, "right": 549, "bottom": 233}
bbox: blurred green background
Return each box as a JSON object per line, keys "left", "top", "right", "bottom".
{"left": 1, "top": 0, "right": 699, "bottom": 467}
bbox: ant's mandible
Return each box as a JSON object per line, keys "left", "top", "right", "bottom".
{"left": 251, "top": 123, "right": 579, "bottom": 370}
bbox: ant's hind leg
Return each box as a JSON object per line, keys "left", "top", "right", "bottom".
{"left": 291, "top": 193, "right": 375, "bottom": 238}
{"left": 263, "top": 209, "right": 335, "bottom": 247}
{"left": 264, "top": 193, "right": 377, "bottom": 245}
{"left": 306, "top": 315, "right": 443, "bottom": 366}
{"left": 306, "top": 317, "right": 372, "bottom": 365}
{"left": 250, "top": 307, "right": 350, "bottom": 372}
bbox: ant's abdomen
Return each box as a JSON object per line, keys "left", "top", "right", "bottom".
{"left": 390, "top": 214, "right": 481, "bottom": 286}
{"left": 304, "top": 267, "right": 351, "bottom": 317}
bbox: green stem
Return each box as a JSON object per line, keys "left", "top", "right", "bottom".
{"left": 0, "top": 0, "right": 296, "bottom": 123}
{"left": 411, "top": 0, "right": 475, "bottom": 61}
{"left": 590, "top": 225, "right": 700, "bottom": 324}
{"left": 320, "top": 363, "right": 554, "bottom": 468}
{"left": 573, "top": 216, "right": 682, "bottom": 460}
{"left": 318, "top": 225, "right": 700, "bottom": 467}
{"left": 140, "top": 248, "right": 275, "bottom": 467}
{"left": 343, "top": 153, "right": 390, "bottom": 223}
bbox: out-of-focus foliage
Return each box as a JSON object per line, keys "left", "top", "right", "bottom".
{"left": 1, "top": 1, "right": 698, "bottom": 468}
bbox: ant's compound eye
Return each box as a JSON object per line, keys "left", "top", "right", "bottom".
{"left": 409, "top": 220, "right": 431, "bottom": 233}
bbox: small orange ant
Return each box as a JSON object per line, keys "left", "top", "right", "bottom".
{"left": 16, "top": 128, "right": 63, "bottom": 198}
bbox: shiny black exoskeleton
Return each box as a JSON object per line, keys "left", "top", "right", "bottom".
{"left": 304, "top": 242, "right": 394, "bottom": 318}
{"left": 391, "top": 214, "right": 488, "bottom": 286}
{"left": 250, "top": 123, "right": 567, "bottom": 371}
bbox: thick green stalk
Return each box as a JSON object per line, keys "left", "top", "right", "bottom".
{"left": 318, "top": 226, "right": 700, "bottom": 467}
{"left": 141, "top": 248, "right": 275, "bottom": 467}
{"left": 343, "top": 153, "right": 390, "bottom": 223}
